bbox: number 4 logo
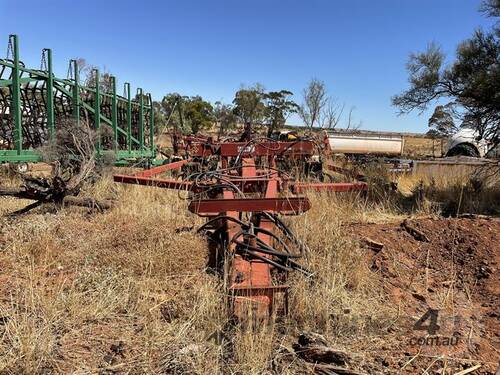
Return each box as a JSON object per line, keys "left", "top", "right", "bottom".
{"left": 413, "top": 308, "right": 440, "bottom": 335}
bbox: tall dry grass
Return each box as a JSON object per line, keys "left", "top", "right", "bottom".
{"left": 0, "top": 172, "right": 399, "bottom": 374}
{"left": 396, "top": 164, "right": 500, "bottom": 216}
{"left": 0, "top": 160, "right": 497, "bottom": 373}
{"left": 285, "top": 192, "right": 397, "bottom": 345}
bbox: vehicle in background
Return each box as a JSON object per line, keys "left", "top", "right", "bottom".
{"left": 445, "top": 128, "right": 494, "bottom": 158}
{"left": 269, "top": 130, "right": 299, "bottom": 141}
{"left": 327, "top": 133, "right": 404, "bottom": 156}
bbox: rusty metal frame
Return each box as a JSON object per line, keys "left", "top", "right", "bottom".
{"left": 113, "top": 136, "right": 370, "bottom": 320}
{"left": 188, "top": 197, "right": 311, "bottom": 215}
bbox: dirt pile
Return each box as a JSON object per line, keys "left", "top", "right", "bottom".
{"left": 348, "top": 217, "right": 499, "bottom": 374}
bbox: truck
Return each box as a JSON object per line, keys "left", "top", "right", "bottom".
{"left": 445, "top": 128, "right": 496, "bottom": 158}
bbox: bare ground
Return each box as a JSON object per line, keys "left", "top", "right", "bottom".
{"left": 347, "top": 217, "right": 499, "bottom": 374}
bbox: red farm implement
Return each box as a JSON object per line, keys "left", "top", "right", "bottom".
{"left": 114, "top": 134, "right": 367, "bottom": 320}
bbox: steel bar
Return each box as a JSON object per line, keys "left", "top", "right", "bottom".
{"left": 0, "top": 35, "right": 155, "bottom": 165}
{"left": 52, "top": 80, "right": 141, "bottom": 145}
{"left": 125, "top": 82, "right": 132, "bottom": 152}
{"left": 45, "top": 48, "right": 55, "bottom": 140}
{"left": 138, "top": 88, "right": 144, "bottom": 151}
{"left": 188, "top": 197, "right": 311, "bottom": 215}
{"left": 0, "top": 76, "right": 37, "bottom": 87}
{"left": 230, "top": 285, "right": 289, "bottom": 293}
{"left": 134, "top": 159, "right": 190, "bottom": 178}
{"left": 113, "top": 174, "right": 192, "bottom": 190}
{"left": 220, "top": 141, "right": 314, "bottom": 157}
{"left": 94, "top": 69, "right": 101, "bottom": 152}
{"left": 71, "top": 59, "right": 80, "bottom": 125}
{"left": 148, "top": 93, "right": 155, "bottom": 154}
{"left": 111, "top": 76, "right": 118, "bottom": 151}
{"left": 190, "top": 141, "right": 316, "bottom": 157}
{"left": 10, "top": 35, "right": 22, "bottom": 154}
{"left": 229, "top": 158, "right": 270, "bottom": 318}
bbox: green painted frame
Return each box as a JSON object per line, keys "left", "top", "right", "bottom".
{"left": 0, "top": 35, "right": 156, "bottom": 165}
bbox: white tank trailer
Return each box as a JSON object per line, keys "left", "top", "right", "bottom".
{"left": 328, "top": 133, "right": 405, "bottom": 156}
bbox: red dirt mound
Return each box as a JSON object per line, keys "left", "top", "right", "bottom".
{"left": 348, "top": 217, "right": 499, "bottom": 374}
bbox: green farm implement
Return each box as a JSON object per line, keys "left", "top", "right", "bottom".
{"left": 0, "top": 34, "right": 155, "bottom": 166}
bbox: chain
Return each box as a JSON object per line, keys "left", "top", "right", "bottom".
{"left": 40, "top": 49, "right": 47, "bottom": 71}
{"left": 6, "top": 36, "right": 13, "bottom": 60}
{"left": 67, "top": 61, "right": 72, "bottom": 79}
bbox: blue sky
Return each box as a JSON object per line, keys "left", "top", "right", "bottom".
{"left": 1, "top": 0, "right": 494, "bottom": 132}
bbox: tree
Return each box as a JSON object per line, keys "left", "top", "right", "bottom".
{"left": 299, "top": 79, "right": 362, "bottom": 130}
{"left": 183, "top": 96, "right": 214, "bottom": 134}
{"left": 480, "top": 0, "right": 500, "bottom": 17}
{"left": 299, "top": 78, "right": 328, "bottom": 129}
{"left": 263, "top": 90, "right": 299, "bottom": 137}
{"left": 319, "top": 99, "right": 344, "bottom": 129}
{"left": 152, "top": 101, "right": 166, "bottom": 135}
{"left": 392, "top": 2, "right": 499, "bottom": 144}
{"left": 159, "top": 93, "right": 186, "bottom": 133}
{"left": 344, "top": 106, "right": 363, "bottom": 130}
{"left": 232, "top": 84, "right": 266, "bottom": 127}
{"left": 428, "top": 104, "right": 456, "bottom": 136}
{"left": 426, "top": 129, "right": 443, "bottom": 138}
{"left": 75, "top": 58, "right": 113, "bottom": 92}
{"left": 157, "top": 94, "right": 215, "bottom": 135}
{"left": 213, "top": 102, "right": 237, "bottom": 138}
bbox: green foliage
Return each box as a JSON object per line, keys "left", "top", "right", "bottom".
{"left": 155, "top": 84, "right": 298, "bottom": 137}
{"left": 232, "top": 84, "right": 266, "bottom": 126}
{"left": 183, "top": 96, "right": 214, "bottom": 134}
{"left": 152, "top": 102, "right": 166, "bottom": 135}
{"left": 426, "top": 129, "right": 443, "bottom": 138}
{"left": 263, "top": 90, "right": 299, "bottom": 136}
{"left": 428, "top": 104, "right": 456, "bottom": 136}
{"left": 214, "top": 102, "right": 237, "bottom": 136}
{"left": 480, "top": 0, "right": 500, "bottom": 17}
{"left": 156, "top": 94, "right": 214, "bottom": 134}
{"left": 393, "top": 3, "right": 499, "bottom": 142}
{"left": 158, "top": 93, "right": 185, "bottom": 133}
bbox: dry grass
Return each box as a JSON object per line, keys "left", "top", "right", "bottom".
{"left": 403, "top": 136, "right": 445, "bottom": 158}
{"left": 0, "top": 161, "right": 498, "bottom": 374}
{"left": 287, "top": 193, "right": 396, "bottom": 337}
{"left": 0, "top": 171, "right": 399, "bottom": 374}
{"left": 396, "top": 164, "right": 500, "bottom": 216}
{"left": 0, "top": 178, "right": 225, "bottom": 373}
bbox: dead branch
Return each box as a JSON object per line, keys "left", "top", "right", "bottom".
{"left": 457, "top": 213, "right": 492, "bottom": 220}
{"left": 293, "top": 332, "right": 350, "bottom": 366}
{"left": 1, "top": 119, "right": 112, "bottom": 215}
{"left": 360, "top": 237, "right": 384, "bottom": 252}
{"left": 7, "top": 201, "right": 43, "bottom": 217}
{"left": 307, "top": 363, "right": 366, "bottom": 375}
{"left": 401, "top": 219, "right": 430, "bottom": 242}
{"left": 62, "top": 196, "right": 113, "bottom": 210}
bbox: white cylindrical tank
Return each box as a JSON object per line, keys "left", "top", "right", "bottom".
{"left": 328, "top": 134, "right": 404, "bottom": 156}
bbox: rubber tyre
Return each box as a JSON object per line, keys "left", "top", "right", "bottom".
{"left": 446, "top": 144, "right": 479, "bottom": 157}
